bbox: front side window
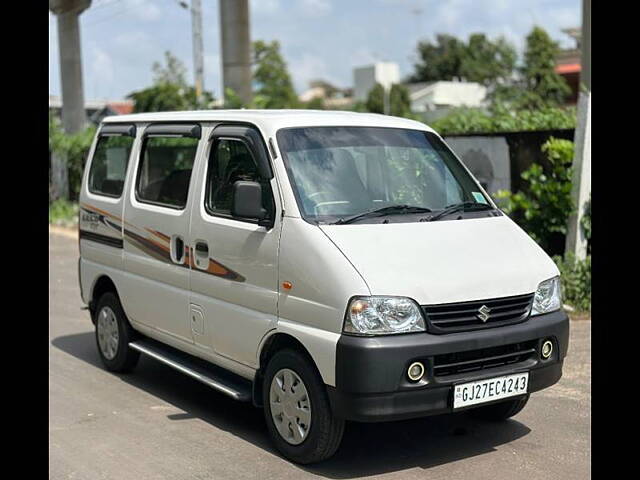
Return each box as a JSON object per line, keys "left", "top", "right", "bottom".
{"left": 276, "top": 126, "right": 489, "bottom": 223}
{"left": 136, "top": 136, "right": 199, "bottom": 209}
{"left": 88, "top": 135, "right": 135, "bottom": 197}
{"left": 205, "top": 138, "right": 274, "bottom": 218}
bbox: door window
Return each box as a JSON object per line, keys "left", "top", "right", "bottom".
{"left": 88, "top": 135, "right": 135, "bottom": 197}
{"left": 205, "top": 139, "right": 274, "bottom": 219}
{"left": 136, "top": 136, "right": 199, "bottom": 209}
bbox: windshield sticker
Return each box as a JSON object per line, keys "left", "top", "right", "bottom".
{"left": 472, "top": 192, "right": 488, "bottom": 204}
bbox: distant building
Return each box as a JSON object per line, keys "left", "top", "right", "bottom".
{"left": 353, "top": 63, "right": 400, "bottom": 101}
{"left": 406, "top": 80, "right": 487, "bottom": 120}
{"left": 298, "top": 80, "right": 354, "bottom": 109}
{"left": 556, "top": 27, "right": 581, "bottom": 104}
{"left": 49, "top": 95, "right": 134, "bottom": 125}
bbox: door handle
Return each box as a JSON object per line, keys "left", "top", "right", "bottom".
{"left": 195, "top": 241, "right": 209, "bottom": 255}
{"left": 170, "top": 235, "right": 185, "bottom": 264}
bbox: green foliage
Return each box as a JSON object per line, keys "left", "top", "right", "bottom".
{"left": 553, "top": 253, "right": 591, "bottom": 312}
{"left": 410, "top": 34, "right": 467, "bottom": 82}
{"left": 495, "top": 137, "right": 575, "bottom": 253}
{"left": 581, "top": 195, "right": 591, "bottom": 242}
{"left": 49, "top": 198, "right": 79, "bottom": 226}
{"left": 49, "top": 115, "right": 96, "bottom": 200}
{"left": 365, "top": 83, "right": 385, "bottom": 114}
{"left": 430, "top": 104, "right": 576, "bottom": 135}
{"left": 223, "top": 88, "right": 247, "bottom": 109}
{"left": 389, "top": 84, "right": 412, "bottom": 117}
{"left": 303, "top": 96, "right": 325, "bottom": 110}
{"left": 252, "top": 40, "right": 300, "bottom": 109}
{"left": 491, "top": 27, "right": 571, "bottom": 109}
{"left": 128, "top": 51, "right": 214, "bottom": 112}
{"left": 410, "top": 33, "right": 516, "bottom": 86}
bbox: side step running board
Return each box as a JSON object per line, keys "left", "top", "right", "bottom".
{"left": 129, "top": 339, "right": 252, "bottom": 402}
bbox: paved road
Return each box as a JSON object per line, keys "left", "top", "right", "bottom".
{"left": 50, "top": 231, "right": 590, "bottom": 479}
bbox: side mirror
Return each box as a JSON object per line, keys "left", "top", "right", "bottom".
{"left": 231, "top": 181, "right": 272, "bottom": 228}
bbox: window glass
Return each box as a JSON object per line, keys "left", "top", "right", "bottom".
{"left": 205, "top": 139, "right": 273, "bottom": 218}
{"left": 88, "top": 135, "right": 134, "bottom": 197}
{"left": 276, "top": 127, "right": 485, "bottom": 222}
{"left": 136, "top": 136, "right": 199, "bottom": 209}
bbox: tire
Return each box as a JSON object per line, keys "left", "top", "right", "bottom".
{"left": 263, "top": 349, "right": 345, "bottom": 464}
{"left": 94, "top": 292, "right": 140, "bottom": 373}
{"left": 470, "top": 394, "right": 530, "bottom": 421}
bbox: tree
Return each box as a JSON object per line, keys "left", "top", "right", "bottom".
{"left": 365, "top": 83, "right": 385, "bottom": 114}
{"left": 128, "top": 51, "right": 213, "bottom": 112}
{"left": 389, "top": 84, "right": 412, "bottom": 117}
{"left": 492, "top": 27, "right": 570, "bottom": 109}
{"left": 410, "top": 34, "right": 466, "bottom": 82}
{"left": 252, "top": 40, "right": 299, "bottom": 109}
{"left": 521, "top": 26, "right": 571, "bottom": 106}
{"left": 460, "top": 34, "right": 517, "bottom": 86}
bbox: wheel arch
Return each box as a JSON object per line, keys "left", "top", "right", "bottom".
{"left": 253, "top": 332, "right": 320, "bottom": 407}
{"left": 89, "top": 275, "right": 120, "bottom": 323}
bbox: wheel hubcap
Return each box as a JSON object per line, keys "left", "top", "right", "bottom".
{"left": 97, "top": 306, "right": 119, "bottom": 360}
{"left": 269, "top": 368, "right": 311, "bottom": 445}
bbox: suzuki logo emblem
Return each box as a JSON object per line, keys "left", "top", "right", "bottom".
{"left": 477, "top": 305, "right": 491, "bottom": 322}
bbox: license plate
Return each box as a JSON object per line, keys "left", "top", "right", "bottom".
{"left": 453, "top": 372, "right": 529, "bottom": 409}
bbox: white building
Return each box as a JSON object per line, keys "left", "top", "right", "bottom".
{"left": 408, "top": 81, "right": 487, "bottom": 117}
{"left": 353, "top": 63, "right": 400, "bottom": 101}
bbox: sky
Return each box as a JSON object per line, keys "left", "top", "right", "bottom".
{"left": 49, "top": 0, "right": 581, "bottom": 101}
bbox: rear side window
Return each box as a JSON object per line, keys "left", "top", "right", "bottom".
{"left": 136, "top": 137, "right": 199, "bottom": 209}
{"left": 88, "top": 135, "right": 134, "bottom": 197}
{"left": 205, "top": 138, "right": 274, "bottom": 218}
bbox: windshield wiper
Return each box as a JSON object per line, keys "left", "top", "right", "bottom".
{"left": 333, "top": 205, "right": 433, "bottom": 225}
{"left": 427, "top": 201, "right": 494, "bottom": 222}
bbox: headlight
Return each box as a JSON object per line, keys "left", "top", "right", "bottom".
{"left": 531, "top": 276, "right": 562, "bottom": 316}
{"left": 344, "top": 296, "right": 426, "bottom": 335}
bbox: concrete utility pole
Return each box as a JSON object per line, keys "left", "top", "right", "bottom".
{"left": 219, "top": 0, "right": 252, "bottom": 106}
{"left": 565, "top": 0, "right": 591, "bottom": 260}
{"left": 190, "top": 0, "right": 205, "bottom": 107}
{"left": 49, "top": 0, "right": 91, "bottom": 201}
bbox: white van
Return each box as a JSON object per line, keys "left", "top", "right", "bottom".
{"left": 79, "top": 110, "right": 569, "bottom": 464}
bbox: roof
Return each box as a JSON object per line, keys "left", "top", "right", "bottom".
{"left": 102, "top": 109, "right": 435, "bottom": 135}
{"left": 556, "top": 63, "right": 581, "bottom": 75}
{"left": 106, "top": 101, "right": 134, "bottom": 115}
{"left": 406, "top": 81, "right": 487, "bottom": 108}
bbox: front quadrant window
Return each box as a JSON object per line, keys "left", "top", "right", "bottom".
{"left": 205, "top": 138, "right": 274, "bottom": 219}
{"left": 276, "top": 127, "right": 488, "bottom": 222}
{"left": 88, "top": 135, "right": 135, "bottom": 197}
{"left": 136, "top": 136, "right": 199, "bottom": 209}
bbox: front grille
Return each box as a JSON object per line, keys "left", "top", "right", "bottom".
{"left": 433, "top": 340, "right": 538, "bottom": 377}
{"left": 422, "top": 293, "right": 534, "bottom": 334}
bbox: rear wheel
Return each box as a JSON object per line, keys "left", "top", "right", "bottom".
{"left": 94, "top": 292, "right": 140, "bottom": 373}
{"left": 263, "top": 349, "right": 345, "bottom": 464}
{"left": 470, "top": 394, "right": 530, "bottom": 421}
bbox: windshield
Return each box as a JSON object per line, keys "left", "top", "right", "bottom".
{"left": 276, "top": 126, "right": 491, "bottom": 223}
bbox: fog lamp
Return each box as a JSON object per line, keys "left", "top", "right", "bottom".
{"left": 407, "top": 362, "right": 425, "bottom": 381}
{"left": 541, "top": 340, "right": 553, "bottom": 359}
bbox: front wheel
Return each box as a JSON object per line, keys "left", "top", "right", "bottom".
{"left": 94, "top": 292, "right": 140, "bottom": 373}
{"left": 263, "top": 349, "right": 345, "bottom": 464}
{"left": 470, "top": 394, "right": 530, "bottom": 421}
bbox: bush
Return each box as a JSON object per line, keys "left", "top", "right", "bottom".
{"left": 495, "top": 137, "right": 574, "bottom": 254}
{"left": 49, "top": 115, "right": 96, "bottom": 200}
{"left": 49, "top": 198, "right": 79, "bottom": 226}
{"left": 430, "top": 104, "right": 576, "bottom": 135}
{"left": 553, "top": 253, "right": 591, "bottom": 312}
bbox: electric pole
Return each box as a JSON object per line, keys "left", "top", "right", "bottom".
{"left": 190, "top": 0, "right": 204, "bottom": 107}
{"left": 565, "top": 0, "right": 591, "bottom": 260}
{"left": 49, "top": 0, "right": 92, "bottom": 201}
{"left": 219, "top": 0, "right": 252, "bottom": 106}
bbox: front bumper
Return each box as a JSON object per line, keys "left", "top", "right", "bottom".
{"left": 328, "top": 310, "right": 569, "bottom": 422}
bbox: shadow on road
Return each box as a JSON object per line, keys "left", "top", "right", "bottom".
{"left": 52, "top": 332, "right": 531, "bottom": 478}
